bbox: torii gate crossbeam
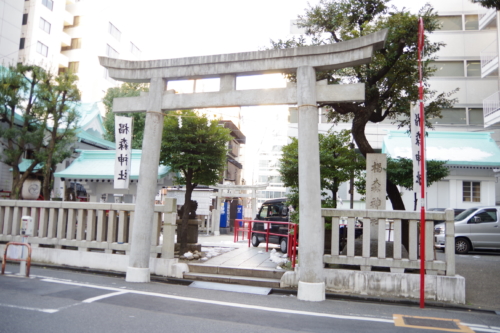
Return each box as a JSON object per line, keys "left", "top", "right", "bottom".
{"left": 99, "top": 29, "right": 388, "bottom": 302}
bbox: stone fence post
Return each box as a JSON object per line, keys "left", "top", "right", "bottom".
{"left": 161, "top": 198, "right": 177, "bottom": 259}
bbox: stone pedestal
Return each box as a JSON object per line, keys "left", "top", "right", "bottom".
{"left": 175, "top": 219, "right": 201, "bottom": 252}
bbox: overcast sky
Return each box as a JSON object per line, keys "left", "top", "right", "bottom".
{"left": 107, "top": 0, "right": 485, "bottom": 61}
{"left": 110, "top": 0, "right": 321, "bottom": 60}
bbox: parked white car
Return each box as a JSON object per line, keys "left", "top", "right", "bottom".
{"left": 435, "top": 207, "right": 500, "bottom": 254}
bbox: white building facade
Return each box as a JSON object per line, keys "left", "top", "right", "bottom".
{"left": 16, "top": 0, "right": 142, "bottom": 102}
{"left": 0, "top": 0, "right": 24, "bottom": 67}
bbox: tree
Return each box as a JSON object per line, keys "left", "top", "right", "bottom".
{"left": 0, "top": 65, "right": 81, "bottom": 200}
{"left": 159, "top": 110, "right": 231, "bottom": 254}
{"left": 39, "top": 71, "right": 80, "bottom": 200}
{"left": 0, "top": 64, "right": 47, "bottom": 199}
{"left": 279, "top": 129, "right": 365, "bottom": 208}
{"left": 271, "top": 0, "right": 456, "bottom": 211}
{"left": 471, "top": 0, "right": 500, "bottom": 9}
{"left": 102, "top": 82, "right": 149, "bottom": 148}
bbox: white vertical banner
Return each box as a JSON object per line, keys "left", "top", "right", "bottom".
{"left": 411, "top": 104, "right": 426, "bottom": 210}
{"left": 114, "top": 116, "right": 133, "bottom": 189}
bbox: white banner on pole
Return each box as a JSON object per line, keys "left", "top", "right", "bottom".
{"left": 411, "top": 104, "right": 426, "bottom": 210}
{"left": 114, "top": 116, "right": 133, "bottom": 189}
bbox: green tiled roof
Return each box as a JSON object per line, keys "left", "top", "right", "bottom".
{"left": 76, "top": 130, "right": 115, "bottom": 149}
{"left": 382, "top": 131, "right": 500, "bottom": 166}
{"left": 11, "top": 159, "right": 44, "bottom": 172}
{"left": 54, "top": 150, "right": 170, "bottom": 180}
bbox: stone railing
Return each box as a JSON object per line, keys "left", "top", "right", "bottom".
{"left": 0, "top": 198, "right": 177, "bottom": 259}
{"left": 322, "top": 208, "right": 455, "bottom": 276}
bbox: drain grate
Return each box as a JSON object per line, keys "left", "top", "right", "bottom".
{"left": 394, "top": 315, "right": 474, "bottom": 332}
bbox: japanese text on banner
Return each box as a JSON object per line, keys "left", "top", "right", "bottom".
{"left": 114, "top": 116, "right": 133, "bottom": 189}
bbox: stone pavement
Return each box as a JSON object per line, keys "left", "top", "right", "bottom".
{"left": 197, "top": 233, "right": 284, "bottom": 270}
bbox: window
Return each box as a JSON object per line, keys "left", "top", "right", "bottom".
{"left": 463, "top": 181, "right": 480, "bottom": 202}
{"left": 437, "top": 16, "right": 462, "bottom": 30}
{"left": 430, "top": 61, "right": 464, "bottom": 77}
{"left": 39, "top": 17, "right": 51, "bottom": 33}
{"left": 36, "top": 41, "right": 48, "bottom": 57}
{"left": 130, "top": 42, "right": 141, "bottom": 56}
{"left": 108, "top": 22, "right": 121, "bottom": 41}
{"left": 469, "top": 108, "right": 484, "bottom": 125}
{"left": 68, "top": 61, "right": 79, "bottom": 73}
{"left": 106, "top": 44, "right": 119, "bottom": 58}
{"left": 22, "top": 14, "right": 28, "bottom": 25}
{"left": 466, "top": 61, "right": 481, "bottom": 77}
{"left": 472, "top": 209, "right": 497, "bottom": 223}
{"left": 428, "top": 108, "right": 466, "bottom": 125}
{"left": 19, "top": 38, "right": 25, "bottom": 50}
{"left": 464, "top": 15, "right": 478, "bottom": 30}
{"left": 42, "top": 0, "right": 53, "bottom": 11}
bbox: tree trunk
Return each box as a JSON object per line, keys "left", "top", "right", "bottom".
{"left": 11, "top": 168, "right": 23, "bottom": 200}
{"left": 179, "top": 171, "right": 194, "bottom": 255}
{"left": 42, "top": 134, "right": 56, "bottom": 200}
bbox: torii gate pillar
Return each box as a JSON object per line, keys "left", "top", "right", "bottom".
{"left": 296, "top": 66, "right": 325, "bottom": 301}
{"left": 126, "top": 77, "right": 165, "bottom": 282}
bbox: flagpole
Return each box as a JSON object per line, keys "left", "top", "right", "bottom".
{"left": 418, "top": 17, "right": 426, "bottom": 309}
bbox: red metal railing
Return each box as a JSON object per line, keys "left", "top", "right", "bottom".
{"left": 2, "top": 242, "right": 32, "bottom": 277}
{"left": 234, "top": 219, "right": 298, "bottom": 268}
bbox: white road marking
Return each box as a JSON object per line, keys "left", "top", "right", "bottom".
{"left": 0, "top": 303, "right": 58, "bottom": 313}
{"left": 82, "top": 291, "right": 128, "bottom": 303}
{"left": 41, "top": 278, "right": 393, "bottom": 324}
{"left": 464, "top": 324, "right": 500, "bottom": 333}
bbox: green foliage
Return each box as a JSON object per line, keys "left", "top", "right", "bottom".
{"left": 38, "top": 71, "right": 81, "bottom": 199}
{"left": 160, "top": 110, "right": 231, "bottom": 187}
{"left": 355, "top": 157, "right": 449, "bottom": 196}
{"left": 272, "top": 0, "right": 457, "bottom": 210}
{"left": 279, "top": 129, "right": 365, "bottom": 208}
{"left": 102, "top": 82, "right": 149, "bottom": 148}
{"left": 471, "top": 0, "right": 500, "bottom": 9}
{"left": 387, "top": 156, "right": 449, "bottom": 190}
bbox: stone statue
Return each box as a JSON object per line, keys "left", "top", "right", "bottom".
{"left": 178, "top": 200, "right": 198, "bottom": 219}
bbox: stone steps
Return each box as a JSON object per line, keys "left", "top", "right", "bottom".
{"left": 184, "top": 264, "right": 285, "bottom": 288}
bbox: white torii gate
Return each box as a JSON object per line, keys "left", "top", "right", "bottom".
{"left": 99, "top": 29, "right": 388, "bottom": 302}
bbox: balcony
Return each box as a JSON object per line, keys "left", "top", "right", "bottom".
{"left": 483, "top": 91, "right": 500, "bottom": 128}
{"left": 58, "top": 53, "right": 69, "bottom": 69}
{"left": 60, "top": 32, "right": 71, "bottom": 47}
{"left": 62, "top": 10, "right": 74, "bottom": 26}
{"left": 480, "top": 40, "right": 498, "bottom": 78}
{"left": 479, "top": 8, "right": 497, "bottom": 30}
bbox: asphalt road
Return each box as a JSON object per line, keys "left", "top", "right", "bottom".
{"left": 440, "top": 249, "right": 500, "bottom": 310}
{"left": 0, "top": 265, "right": 499, "bottom": 333}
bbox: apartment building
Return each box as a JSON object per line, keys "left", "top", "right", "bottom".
{"left": 0, "top": 0, "right": 24, "bottom": 66}
{"left": 16, "top": 0, "right": 142, "bottom": 102}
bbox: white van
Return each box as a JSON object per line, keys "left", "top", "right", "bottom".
{"left": 435, "top": 206, "right": 500, "bottom": 254}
